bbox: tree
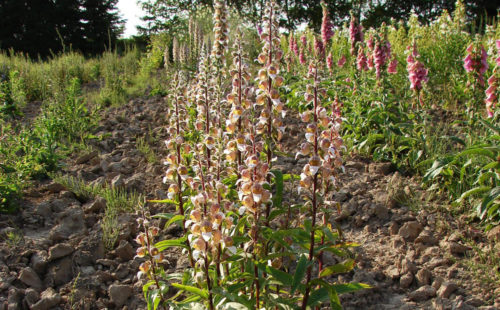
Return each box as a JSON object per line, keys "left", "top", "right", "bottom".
{"left": 137, "top": 0, "right": 500, "bottom": 35}
{"left": 81, "top": 0, "right": 124, "bottom": 54}
{"left": 0, "top": 0, "right": 123, "bottom": 57}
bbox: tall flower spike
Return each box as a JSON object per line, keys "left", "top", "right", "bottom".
{"left": 299, "top": 51, "right": 345, "bottom": 310}
{"left": 321, "top": 1, "right": 334, "bottom": 46}
{"left": 464, "top": 39, "right": 488, "bottom": 87}
{"left": 349, "top": 11, "right": 364, "bottom": 56}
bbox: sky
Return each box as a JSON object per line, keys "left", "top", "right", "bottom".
{"left": 117, "top": 0, "right": 147, "bottom": 37}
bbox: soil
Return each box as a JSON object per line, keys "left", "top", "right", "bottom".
{"left": 1, "top": 96, "right": 499, "bottom": 310}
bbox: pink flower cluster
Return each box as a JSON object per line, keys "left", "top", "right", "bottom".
{"left": 289, "top": 34, "right": 299, "bottom": 56}
{"left": 373, "top": 37, "right": 391, "bottom": 79}
{"left": 321, "top": 3, "right": 334, "bottom": 46}
{"left": 496, "top": 40, "right": 500, "bottom": 67}
{"left": 337, "top": 55, "right": 346, "bottom": 67}
{"left": 387, "top": 58, "right": 398, "bottom": 74}
{"left": 327, "top": 52, "right": 333, "bottom": 72}
{"left": 406, "top": 43, "right": 428, "bottom": 91}
{"left": 349, "top": 14, "right": 363, "bottom": 55}
{"left": 356, "top": 46, "right": 368, "bottom": 71}
{"left": 463, "top": 43, "right": 489, "bottom": 86}
{"left": 484, "top": 40, "right": 500, "bottom": 117}
{"left": 485, "top": 75, "right": 497, "bottom": 117}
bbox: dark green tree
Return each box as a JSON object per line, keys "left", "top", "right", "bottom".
{"left": 0, "top": 0, "right": 123, "bottom": 57}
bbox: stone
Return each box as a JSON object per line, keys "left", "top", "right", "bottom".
{"left": 448, "top": 242, "right": 470, "bottom": 255}
{"left": 401, "top": 258, "right": 417, "bottom": 275}
{"left": 398, "top": 221, "right": 423, "bottom": 241}
{"left": 114, "top": 240, "right": 135, "bottom": 261}
{"left": 415, "top": 229, "right": 438, "bottom": 245}
{"left": 400, "top": 272, "right": 414, "bottom": 288}
{"left": 125, "top": 173, "right": 145, "bottom": 192}
{"left": 432, "top": 276, "right": 444, "bottom": 290}
{"left": 46, "top": 257, "right": 73, "bottom": 286}
{"left": 486, "top": 225, "right": 500, "bottom": 242}
{"left": 49, "top": 206, "right": 87, "bottom": 242}
{"left": 113, "top": 263, "right": 129, "bottom": 279}
{"left": 368, "top": 162, "right": 394, "bottom": 175}
{"left": 18, "top": 267, "right": 43, "bottom": 290}
{"left": 108, "top": 284, "right": 133, "bottom": 307}
{"left": 374, "top": 204, "right": 389, "bottom": 220}
{"left": 34, "top": 202, "right": 52, "bottom": 218}
{"left": 415, "top": 268, "right": 432, "bottom": 286}
{"left": 84, "top": 196, "right": 106, "bottom": 213}
{"left": 437, "top": 282, "right": 458, "bottom": 299}
{"left": 389, "top": 221, "right": 399, "bottom": 235}
{"left": 30, "top": 288, "right": 61, "bottom": 310}
{"left": 386, "top": 266, "right": 400, "bottom": 279}
{"left": 59, "top": 191, "right": 75, "bottom": 199}
{"left": 111, "top": 174, "right": 125, "bottom": 188}
{"left": 76, "top": 151, "right": 98, "bottom": 164}
{"left": 48, "top": 243, "right": 73, "bottom": 261}
{"left": 7, "top": 287, "right": 23, "bottom": 310}
{"left": 408, "top": 285, "right": 436, "bottom": 302}
{"left": 30, "top": 251, "right": 48, "bottom": 275}
{"left": 43, "top": 182, "right": 66, "bottom": 193}
{"left": 24, "top": 288, "right": 39, "bottom": 307}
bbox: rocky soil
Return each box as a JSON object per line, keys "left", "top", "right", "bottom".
{"left": 1, "top": 96, "right": 499, "bottom": 309}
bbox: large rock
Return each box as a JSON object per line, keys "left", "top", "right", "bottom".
{"left": 111, "top": 174, "right": 125, "bottom": 188}
{"left": 48, "top": 243, "right": 74, "bottom": 261}
{"left": 46, "top": 257, "right": 73, "bottom": 286}
{"left": 398, "top": 221, "right": 423, "bottom": 241}
{"left": 108, "top": 284, "right": 133, "bottom": 307}
{"left": 30, "top": 251, "right": 48, "bottom": 275}
{"left": 7, "top": 287, "right": 23, "bottom": 310}
{"left": 415, "top": 268, "right": 432, "bottom": 286}
{"left": 408, "top": 285, "right": 436, "bottom": 301}
{"left": 114, "top": 240, "right": 135, "bottom": 261}
{"left": 437, "top": 282, "right": 458, "bottom": 299}
{"left": 18, "top": 267, "right": 43, "bottom": 290}
{"left": 49, "top": 206, "right": 87, "bottom": 242}
{"left": 83, "top": 196, "right": 106, "bottom": 213}
{"left": 400, "top": 272, "right": 414, "bottom": 288}
{"left": 30, "top": 288, "right": 61, "bottom": 310}
{"left": 24, "top": 288, "right": 40, "bottom": 307}
{"left": 486, "top": 225, "right": 500, "bottom": 242}
{"left": 76, "top": 151, "right": 98, "bottom": 164}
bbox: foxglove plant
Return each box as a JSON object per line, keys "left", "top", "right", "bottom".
{"left": 297, "top": 52, "right": 345, "bottom": 310}
{"left": 356, "top": 45, "right": 369, "bottom": 71}
{"left": 387, "top": 57, "right": 398, "bottom": 74}
{"left": 464, "top": 40, "right": 489, "bottom": 87}
{"left": 321, "top": 1, "right": 334, "bottom": 47}
{"left": 406, "top": 42, "right": 428, "bottom": 107}
{"left": 349, "top": 11, "right": 363, "bottom": 56}
{"left": 162, "top": 73, "right": 195, "bottom": 267}
{"left": 485, "top": 40, "right": 500, "bottom": 117}
{"left": 373, "top": 28, "right": 391, "bottom": 80}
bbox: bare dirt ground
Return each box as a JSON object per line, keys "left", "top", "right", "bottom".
{"left": 1, "top": 96, "right": 499, "bottom": 309}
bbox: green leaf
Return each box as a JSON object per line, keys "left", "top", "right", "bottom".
{"left": 331, "top": 282, "right": 371, "bottom": 294}
{"left": 155, "top": 237, "right": 187, "bottom": 251}
{"left": 291, "top": 255, "right": 309, "bottom": 294}
{"left": 171, "top": 283, "right": 209, "bottom": 299}
{"left": 307, "top": 287, "right": 329, "bottom": 307}
{"left": 265, "top": 265, "right": 293, "bottom": 286}
{"left": 320, "top": 259, "right": 356, "bottom": 277}
{"left": 165, "top": 214, "right": 185, "bottom": 228}
{"left": 148, "top": 199, "right": 177, "bottom": 204}
{"left": 271, "top": 169, "right": 284, "bottom": 209}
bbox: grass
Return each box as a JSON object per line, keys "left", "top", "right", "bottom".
{"left": 52, "top": 174, "right": 142, "bottom": 249}
{"left": 136, "top": 134, "right": 158, "bottom": 164}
